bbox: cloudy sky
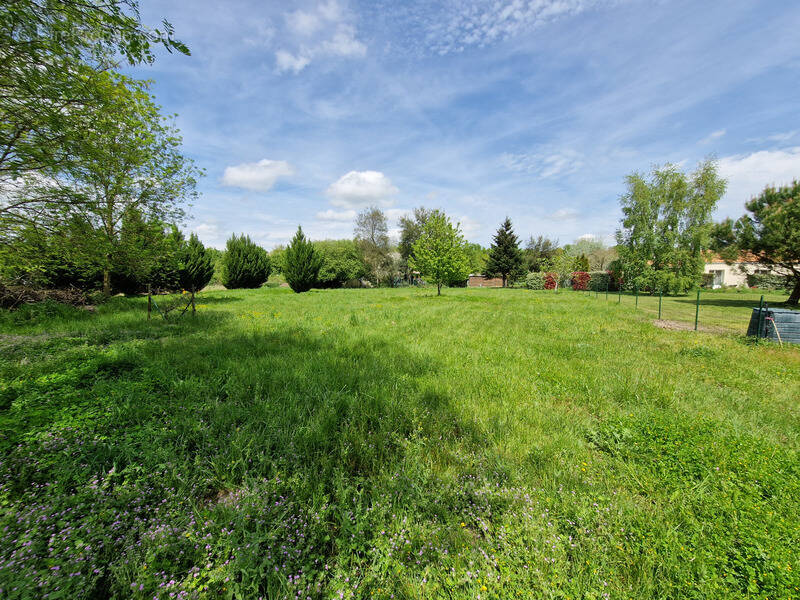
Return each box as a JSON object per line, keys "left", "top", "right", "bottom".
{"left": 129, "top": 0, "right": 800, "bottom": 248}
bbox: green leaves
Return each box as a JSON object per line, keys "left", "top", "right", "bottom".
{"left": 221, "top": 235, "right": 271, "bottom": 289}
{"left": 737, "top": 180, "right": 800, "bottom": 304}
{"left": 616, "top": 159, "right": 726, "bottom": 293}
{"left": 177, "top": 234, "right": 215, "bottom": 292}
{"left": 409, "top": 211, "right": 470, "bottom": 295}
{"left": 284, "top": 226, "right": 323, "bottom": 293}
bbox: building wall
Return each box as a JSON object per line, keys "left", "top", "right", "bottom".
{"left": 467, "top": 275, "right": 504, "bottom": 287}
{"left": 703, "top": 261, "right": 781, "bottom": 288}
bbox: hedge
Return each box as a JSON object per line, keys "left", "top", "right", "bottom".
{"left": 747, "top": 272, "right": 792, "bottom": 291}
{"left": 525, "top": 272, "right": 545, "bottom": 290}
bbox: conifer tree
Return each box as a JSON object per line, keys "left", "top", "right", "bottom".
{"left": 177, "top": 233, "right": 215, "bottom": 292}
{"left": 284, "top": 226, "right": 323, "bottom": 293}
{"left": 221, "top": 234, "right": 271, "bottom": 289}
{"left": 485, "top": 217, "right": 523, "bottom": 287}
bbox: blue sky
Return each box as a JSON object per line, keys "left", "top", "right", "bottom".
{"left": 130, "top": 0, "right": 800, "bottom": 249}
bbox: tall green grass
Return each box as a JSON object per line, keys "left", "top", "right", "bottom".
{"left": 0, "top": 287, "right": 798, "bottom": 599}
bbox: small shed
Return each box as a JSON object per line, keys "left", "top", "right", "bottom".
{"left": 747, "top": 307, "right": 800, "bottom": 344}
{"left": 467, "top": 274, "right": 504, "bottom": 288}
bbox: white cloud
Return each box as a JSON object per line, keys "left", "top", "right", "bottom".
{"left": 316, "top": 208, "right": 357, "bottom": 221}
{"left": 191, "top": 221, "right": 225, "bottom": 249}
{"left": 286, "top": 10, "right": 323, "bottom": 36}
{"left": 717, "top": 147, "right": 800, "bottom": 217}
{"left": 322, "top": 25, "right": 367, "bottom": 57}
{"left": 747, "top": 131, "right": 797, "bottom": 144}
{"left": 326, "top": 170, "right": 399, "bottom": 208}
{"left": 456, "top": 215, "right": 482, "bottom": 238}
{"left": 242, "top": 20, "right": 275, "bottom": 47}
{"left": 500, "top": 149, "right": 583, "bottom": 178}
{"left": 699, "top": 129, "right": 726, "bottom": 144}
{"left": 221, "top": 159, "right": 293, "bottom": 191}
{"left": 276, "top": 1, "right": 365, "bottom": 73}
{"left": 549, "top": 208, "right": 580, "bottom": 220}
{"left": 425, "top": 0, "right": 607, "bottom": 55}
{"left": 275, "top": 50, "right": 312, "bottom": 74}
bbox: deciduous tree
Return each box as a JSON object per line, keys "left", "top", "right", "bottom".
{"left": 1, "top": 0, "right": 188, "bottom": 224}
{"left": 354, "top": 206, "right": 391, "bottom": 284}
{"left": 615, "top": 159, "right": 726, "bottom": 293}
{"left": 410, "top": 211, "right": 470, "bottom": 296}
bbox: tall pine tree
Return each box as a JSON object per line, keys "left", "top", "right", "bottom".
{"left": 284, "top": 226, "right": 323, "bottom": 293}
{"left": 485, "top": 217, "right": 523, "bottom": 287}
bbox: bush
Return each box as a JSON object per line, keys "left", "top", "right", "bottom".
{"left": 747, "top": 272, "right": 791, "bottom": 291}
{"left": 588, "top": 271, "right": 613, "bottom": 292}
{"left": 314, "top": 240, "right": 367, "bottom": 288}
{"left": 222, "top": 235, "right": 271, "bottom": 289}
{"left": 571, "top": 271, "right": 591, "bottom": 291}
{"left": 525, "top": 272, "right": 545, "bottom": 290}
{"left": 544, "top": 272, "right": 557, "bottom": 290}
{"left": 177, "top": 234, "right": 215, "bottom": 292}
{"left": 284, "top": 227, "right": 323, "bottom": 293}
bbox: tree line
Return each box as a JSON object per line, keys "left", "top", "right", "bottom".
{"left": 1, "top": 3, "right": 796, "bottom": 304}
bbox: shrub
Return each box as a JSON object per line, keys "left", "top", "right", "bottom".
{"left": 525, "top": 272, "right": 545, "bottom": 290}
{"left": 314, "top": 240, "right": 367, "bottom": 288}
{"left": 284, "top": 227, "right": 323, "bottom": 293}
{"left": 571, "top": 271, "right": 591, "bottom": 291}
{"left": 588, "top": 271, "right": 612, "bottom": 292}
{"left": 177, "top": 234, "right": 215, "bottom": 292}
{"left": 747, "top": 272, "right": 791, "bottom": 291}
{"left": 544, "top": 272, "right": 557, "bottom": 290}
{"left": 222, "top": 234, "right": 271, "bottom": 289}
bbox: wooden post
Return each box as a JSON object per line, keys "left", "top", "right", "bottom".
{"left": 147, "top": 284, "right": 151, "bottom": 320}
{"left": 694, "top": 289, "right": 701, "bottom": 331}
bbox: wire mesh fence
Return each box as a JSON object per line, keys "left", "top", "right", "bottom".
{"left": 580, "top": 285, "right": 798, "bottom": 340}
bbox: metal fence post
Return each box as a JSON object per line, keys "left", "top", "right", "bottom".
{"left": 694, "top": 289, "right": 701, "bottom": 331}
{"left": 618, "top": 286, "right": 621, "bottom": 304}
{"left": 658, "top": 290, "right": 662, "bottom": 320}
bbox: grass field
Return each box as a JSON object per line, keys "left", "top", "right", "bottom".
{"left": 1, "top": 287, "right": 798, "bottom": 599}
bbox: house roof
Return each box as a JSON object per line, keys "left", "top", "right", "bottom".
{"left": 703, "top": 250, "right": 763, "bottom": 264}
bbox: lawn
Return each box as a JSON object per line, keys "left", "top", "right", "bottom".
{"left": 0, "top": 287, "right": 798, "bottom": 599}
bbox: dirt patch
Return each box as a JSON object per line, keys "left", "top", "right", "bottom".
{"left": 653, "top": 319, "right": 729, "bottom": 334}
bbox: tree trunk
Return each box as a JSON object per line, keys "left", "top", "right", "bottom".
{"left": 788, "top": 279, "right": 800, "bottom": 305}
{"left": 437, "top": 282, "right": 442, "bottom": 296}
{"left": 103, "top": 256, "right": 111, "bottom": 296}
{"left": 502, "top": 274, "right": 507, "bottom": 288}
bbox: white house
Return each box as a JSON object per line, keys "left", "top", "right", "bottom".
{"left": 703, "top": 252, "right": 786, "bottom": 288}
